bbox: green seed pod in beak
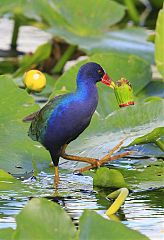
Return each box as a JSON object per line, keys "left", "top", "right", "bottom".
{"left": 114, "top": 78, "right": 134, "bottom": 107}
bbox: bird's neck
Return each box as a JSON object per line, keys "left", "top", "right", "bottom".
{"left": 76, "top": 79, "right": 98, "bottom": 99}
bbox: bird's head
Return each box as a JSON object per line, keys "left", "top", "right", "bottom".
{"left": 77, "top": 62, "right": 115, "bottom": 88}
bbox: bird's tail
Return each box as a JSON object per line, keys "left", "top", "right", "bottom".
{"left": 22, "top": 111, "right": 39, "bottom": 122}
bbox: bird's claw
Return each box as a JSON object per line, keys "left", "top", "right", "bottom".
{"left": 74, "top": 159, "right": 101, "bottom": 173}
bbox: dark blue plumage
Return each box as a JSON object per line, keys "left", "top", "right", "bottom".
{"left": 27, "top": 62, "right": 113, "bottom": 171}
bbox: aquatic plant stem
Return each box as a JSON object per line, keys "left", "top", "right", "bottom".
{"left": 52, "top": 45, "right": 77, "bottom": 74}
{"left": 106, "top": 188, "right": 129, "bottom": 216}
{"left": 156, "top": 139, "right": 164, "bottom": 152}
{"left": 11, "top": 16, "right": 20, "bottom": 51}
{"left": 124, "top": 0, "right": 140, "bottom": 25}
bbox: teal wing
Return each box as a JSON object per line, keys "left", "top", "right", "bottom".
{"left": 28, "top": 95, "right": 65, "bottom": 143}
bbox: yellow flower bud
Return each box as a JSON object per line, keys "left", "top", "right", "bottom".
{"left": 23, "top": 70, "right": 46, "bottom": 92}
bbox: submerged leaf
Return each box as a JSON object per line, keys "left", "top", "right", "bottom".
{"left": 93, "top": 167, "right": 127, "bottom": 188}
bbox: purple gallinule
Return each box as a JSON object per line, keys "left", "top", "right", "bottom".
{"left": 24, "top": 62, "right": 129, "bottom": 186}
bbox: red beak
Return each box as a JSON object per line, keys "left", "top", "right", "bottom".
{"left": 101, "top": 73, "right": 115, "bottom": 89}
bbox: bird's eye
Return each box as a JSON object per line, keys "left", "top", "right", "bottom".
{"left": 98, "top": 69, "right": 104, "bottom": 75}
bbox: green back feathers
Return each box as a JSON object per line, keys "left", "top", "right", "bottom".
{"left": 28, "top": 95, "right": 64, "bottom": 143}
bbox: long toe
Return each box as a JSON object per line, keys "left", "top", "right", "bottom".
{"left": 74, "top": 159, "right": 100, "bottom": 173}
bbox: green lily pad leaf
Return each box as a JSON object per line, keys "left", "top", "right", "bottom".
{"left": 50, "top": 25, "right": 154, "bottom": 63}
{"left": 104, "top": 99, "right": 164, "bottom": 131}
{"left": 119, "top": 159, "right": 164, "bottom": 190}
{"left": 0, "top": 60, "right": 18, "bottom": 75}
{"left": 51, "top": 0, "right": 126, "bottom": 35}
{"left": 77, "top": 27, "right": 154, "bottom": 63}
{"left": 127, "top": 127, "right": 164, "bottom": 152}
{"left": 0, "top": 75, "right": 50, "bottom": 175}
{"left": 0, "top": 169, "right": 15, "bottom": 180}
{"left": 137, "top": 81, "right": 164, "bottom": 99}
{"left": 51, "top": 53, "right": 152, "bottom": 117}
{"left": 33, "top": 0, "right": 125, "bottom": 35}
{"left": 14, "top": 198, "right": 77, "bottom": 240}
{"left": 32, "top": 1, "right": 153, "bottom": 62}
{"left": 14, "top": 42, "right": 52, "bottom": 77}
{"left": 0, "top": 1, "right": 40, "bottom": 22}
{"left": 0, "top": 228, "right": 14, "bottom": 240}
{"left": 39, "top": 2, "right": 153, "bottom": 62}
{"left": 79, "top": 210, "right": 149, "bottom": 240}
{"left": 155, "top": 3, "right": 164, "bottom": 79}
{"left": 93, "top": 167, "right": 127, "bottom": 188}
{"left": 0, "top": 1, "right": 22, "bottom": 16}
{"left": 0, "top": 168, "right": 26, "bottom": 191}
{"left": 144, "top": 96, "right": 163, "bottom": 102}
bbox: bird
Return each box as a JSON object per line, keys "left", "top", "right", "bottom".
{"left": 23, "top": 62, "right": 128, "bottom": 187}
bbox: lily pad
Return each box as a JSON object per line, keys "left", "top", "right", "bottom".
{"left": 137, "top": 81, "right": 164, "bottom": 99}
{"left": 79, "top": 210, "right": 149, "bottom": 240}
{"left": 32, "top": 0, "right": 125, "bottom": 35}
{"left": 0, "top": 1, "right": 154, "bottom": 62}
{"left": 0, "top": 169, "right": 15, "bottom": 180}
{"left": 33, "top": 1, "right": 153, "bottom": 62}
{"left": 0, "top": 1, "right": 39, "bottom": 22}
{"left": 50, "top": 0, "right": 126, "bottom": 35}
{"left": 73, "top": 28, "right": 154, "bottom": 63}
{"left": 127, "top": 127, "right": 164, "bottom": 151}
{"left": 104, "top": 99, "right": 164, "bottom": 131}
{"left": 0, "top": 75, "right": 50, "bottom": 175}
{"left": 93, "top": 167, "right": 127, "bottom": 188}
{"left": 0, "top": 228, "right": 14, "bottom": 240}
{"left": 119, "top": 159, "right": 164, "bottom": 191}
{"left": 14, "top": 198, "right": 77, "bottom": 240}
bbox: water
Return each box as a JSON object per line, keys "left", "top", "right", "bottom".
{"left": 0, "top": 169, "right": 164, "bottom": 240}
{"left": 0, "top": 18, "right": 51, "bottom": 53}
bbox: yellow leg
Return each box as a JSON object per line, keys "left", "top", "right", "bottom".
{"left": 54, "top": 166, "right": 60, "bottom": 188}
{"left": 61, "top": 144, "right": 99, "bottom": 167}
{"left": 75, "top": 139, "right": 133, "bottom": 173}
